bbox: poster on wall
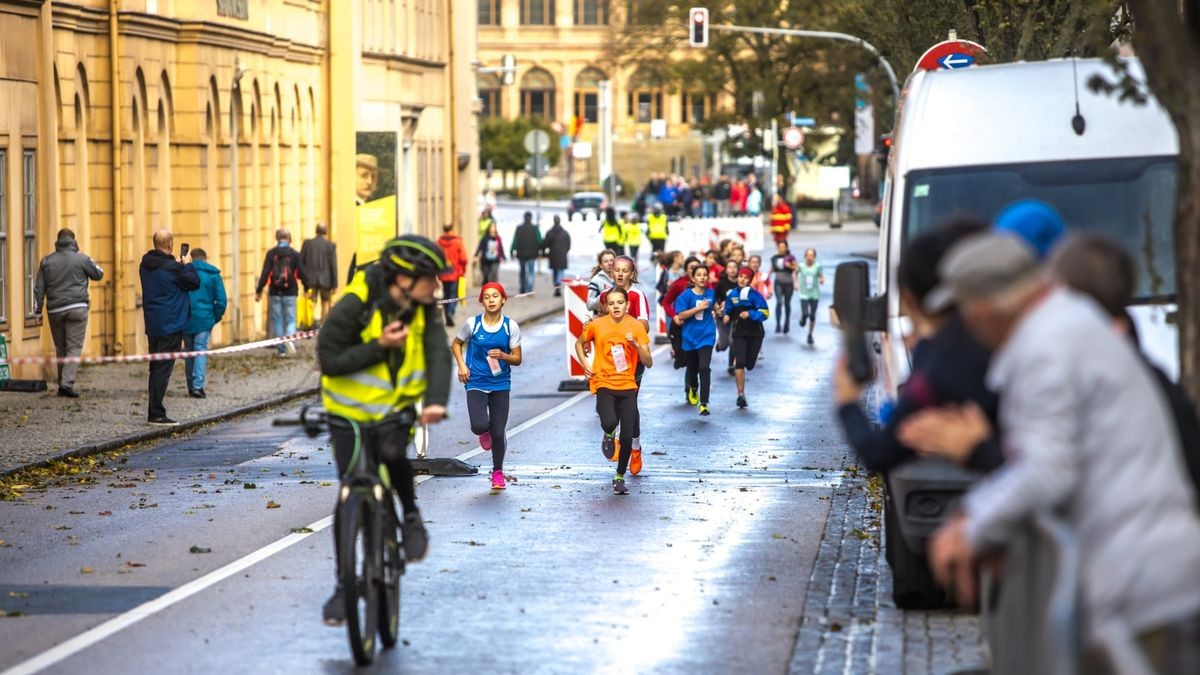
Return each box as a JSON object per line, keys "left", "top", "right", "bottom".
{"left": 355, "top": 131, "right": 399, "bottom": 265}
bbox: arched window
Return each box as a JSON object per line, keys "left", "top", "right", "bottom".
{"left": 519, "top": 68, "right": 555, "bottom": 120}
{"left": 478, "top": 0, "right": 500, "bottom": 26}
{"left": 574, "top": 0, "right": 608, "bottom": 25}
{"left": 681, "top": 92, "right": 717, "bottom": 125}
{"left": 573, "top": 67, "right": 605, "bottom": 124}
{"left": 478, "top": 73, "right": 501, "bottom": 118}
{"left": 519, "top": 0, "right": 553, "bottom": 25}
{"left": 627, "top": 68, "right": 663, "bottom": 123}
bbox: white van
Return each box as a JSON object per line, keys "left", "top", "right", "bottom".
{"left": 834, "top": 57, "right": 1179, "bottom": 607}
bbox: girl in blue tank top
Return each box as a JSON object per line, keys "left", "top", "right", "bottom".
{"left": 451, "top": 282, "right": 523, "bottom": 490}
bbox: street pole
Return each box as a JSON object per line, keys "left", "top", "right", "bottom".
{"left": 770, "top": 117, "right": 779, "bottom": 199}
{"left": 230, "top": 63, "right": 247, "bottom": 340}
{"left": 710, "top": 25, "right": 901, "bottom": 110}
{"left": 598, "top": 80, "right": 613, "bottom": 205}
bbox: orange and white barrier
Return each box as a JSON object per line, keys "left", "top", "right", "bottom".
{"left": 558, "top": 280, "right": 593, "bottom": 391}
{"left": 651, "top": 285, "right": 670, "bottom": 345}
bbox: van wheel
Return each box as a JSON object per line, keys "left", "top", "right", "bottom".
{"left": 884, "top": 493, "right": 948, "bottom": 610}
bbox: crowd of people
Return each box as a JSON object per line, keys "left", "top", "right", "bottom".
{"left": 634, "top": 172, "right": 767, "bottom": 220}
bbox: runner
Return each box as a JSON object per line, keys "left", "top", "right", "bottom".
{"left": 723, "top": 267, "right": 770, "bottom": 408}
{"left": 713, "top": 260, "right": 739, "bottom": 374}
{"left": 574, "top": 287, "right": 653, "bottom": 495}
{"left": 797, "top": 248, "right": 825, "bottom": 345}
{"left": 705, "top": 249, "right": 724, "bottom": 281}
{"left": 673, "top": 264, "right": 717, "bottom": 416}
{"left": 586, "top": 249, "right": 617, "bottom": 315}
{"left": 450, "top": 282, "right": 523, "bottom": 491}
{"left": 748, "top": 255, "right": 771, "bottom": 299}
{"left": 662, "top": 256, "right": 703, "bottom": 370}
{"left": 600, "top": 256, "right": 651, "bottom": 468}
{"left": 770, "top": 241, "right": 798, "bottom": 334}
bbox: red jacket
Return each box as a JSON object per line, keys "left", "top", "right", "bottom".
{"left": 662, "top": 275, "right": 692, "bottom": 318}
{"left": 438, "top": 234, "right": 469, "bottom": 282}
{"left": 770, "top": 202, "right": 793, "bottom": 233}
{"left": 730, "top": 183, "right": 748, "bottom": 211}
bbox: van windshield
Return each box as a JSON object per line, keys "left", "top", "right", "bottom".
{"left": 903, "top": 156, "right": 1177, "bottom": 300}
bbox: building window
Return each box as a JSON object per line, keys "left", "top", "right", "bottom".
{"left": 574, "top": 0, "right": 608, "bottom": 25}
{"left": 573, "top": 67, "right": 605, "bottom": 124}
{"left": 0, "top": 150, "right": 6, "bottom": 324}
{"left": 478, "top": 73, "right": 502, "bottom": 118}
{"left": 520, "top": 69, "right": 556, "bottom": 119}
{"left": 478, "top": 0, "right": 500, "bottom": 25}
{"left": 627, "top": 69, "right": 664, "bottom": 123}
{"left": 519, "top": 0, "right": 554, "bottom": 25}
{"left": 682, "top": 92, "right": 716, "bottom": 124}
{"left": 22, "top": 150, "right": 36, "bottom": 320}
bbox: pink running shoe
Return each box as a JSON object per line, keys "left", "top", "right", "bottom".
{"left": 479, "top": 432, "right": 492, "bottom": 451}
{"left": 490, "top": 470, "right": 506, "bottom": 490}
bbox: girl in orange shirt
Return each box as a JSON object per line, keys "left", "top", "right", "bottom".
{"left": 575, "top": 287, "right": 653, "bottom": 495}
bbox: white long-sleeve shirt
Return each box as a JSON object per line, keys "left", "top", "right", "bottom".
{"left": 965, "top": 288, "right": 1200, "bottom": 646}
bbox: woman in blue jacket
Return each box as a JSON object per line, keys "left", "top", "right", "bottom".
{"left": 723, "top": 267, "right": 770, "bottom": 409}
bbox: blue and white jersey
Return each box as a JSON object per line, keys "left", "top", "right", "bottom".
{"left": 456, "top": 314, "right": 523, "bottom": 392}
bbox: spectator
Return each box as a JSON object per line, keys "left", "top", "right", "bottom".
{"left": 255, "top": 228, "right": 309, "bottom": 357}
{"left": 476, "top": 221, "right": 505, "bottom": 283}
{"left": 714, "top": 175, "right": 732, "bottom": 217}
{"left": 745, "top": 185, "right": 763, "bottom": 216}
{"left": 678, "top": 180, "right": 696, "bottom": 218}
{"left": 437, "top": 223, "right": 470, "bottom": 327}
{"left": 299, "top": 222, "right": 338, "bottom": 322}
{"left": 477, "top": 207, "right": 497, "bottom": 239}
{"left": 730, "top": 179, "right": 748, "bottom": 215}
{"left": 769, "top": 195, "right": 793, "bottom": 245}
{"left": 657, "top": 178, "right": 679, "bottom": 217}
{"left": 542, "top": 215, "right": 572, "bottom": 297}
{"left": 510, "top": 211, "right": 543, "bottom": 295}
{"left": 32, "top": 228, "right": 104, "bottom": 398}
{"left": 925, "top": 233, "right": 1200, "bottom": 669}
{"left": 139, "top": 229, "right": 200, "bottom": 425}
{"left": 183, "top": 248, "right": 226, "bottom": 399}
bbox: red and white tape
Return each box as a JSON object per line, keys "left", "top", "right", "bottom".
{"left": 1, "top": 331, "right": 320, "bottom": 367}
{"left": 435, "top": 289, "right": 538, "bottom": 306}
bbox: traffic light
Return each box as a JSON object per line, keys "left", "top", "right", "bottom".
{"left": 688, "top": 7, "right": 709, "bottom": 48}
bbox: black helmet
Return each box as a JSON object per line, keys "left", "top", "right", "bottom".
{"left": 379, "top": 235, "right": 450, "bottom": 279}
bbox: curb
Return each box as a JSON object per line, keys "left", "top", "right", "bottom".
{"left": 1, "top": 303, "right": 565, "bottom": 478}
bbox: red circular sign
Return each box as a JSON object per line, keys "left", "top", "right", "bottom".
{"left": 914, "top": 40, "right": 987, "bottom": 72}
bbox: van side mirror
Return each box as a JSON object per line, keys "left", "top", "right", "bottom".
{"left": 833, "top": 261, "right": 886, "bottom": 332}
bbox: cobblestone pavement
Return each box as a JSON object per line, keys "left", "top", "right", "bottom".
{"left": 0, "top": 263, "right": 564, "bottom": 474}
{"left": 789, "top": 469, "right": 988, "bottom": 674}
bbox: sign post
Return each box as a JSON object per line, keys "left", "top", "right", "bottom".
{"left": 524, "top": 129, "right": 551, "bottom": 224}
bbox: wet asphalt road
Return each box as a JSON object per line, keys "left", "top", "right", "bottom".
{"left": 0, "top": 228, "right": 878, "bottom": 674}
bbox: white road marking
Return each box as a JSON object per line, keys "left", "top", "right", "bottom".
{"left": 3, "top": 344, "right": 667, "bottom": 675}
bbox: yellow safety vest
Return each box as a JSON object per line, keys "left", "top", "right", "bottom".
{"left": 321, "top": 271, "right": 428, "bottom": 422}
{"left": 647, "top": 214, "right": 668, "bottom": 240}
{"left": 601, "top": 220, "right": 623, "bottom": 245}
{"left": 622, "top": 220, "right": 642, "bottom": 246}
{"left": 478, "top": 218, "right": 493, "bottom": 238}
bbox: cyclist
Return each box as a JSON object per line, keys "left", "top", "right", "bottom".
{"left": 317, "top": 235, "right": 453, "bottom": 626}
{"left": 723, "top": 267, "right": 770, "bottom": 408}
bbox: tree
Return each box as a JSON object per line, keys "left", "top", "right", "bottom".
{"left": 479, "top": 117, "right": 562, "bottom": 189}
{"left": 1123, "top": 0, "right": 1200, "bottom": 398}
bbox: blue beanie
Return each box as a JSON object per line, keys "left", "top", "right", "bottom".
{"left": 994, "top": 200, "right": 1066, "bottom": 260}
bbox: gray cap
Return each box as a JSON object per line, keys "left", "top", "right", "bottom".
{"left": 924, "top": 232, "right": 1038, "bottom": 314}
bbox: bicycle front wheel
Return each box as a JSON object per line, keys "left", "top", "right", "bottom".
{"left": 378, "top": 497, "right": 403, "bottom": 649}
{"left": 340, "top": 491, "right": 380, "bottom": 665}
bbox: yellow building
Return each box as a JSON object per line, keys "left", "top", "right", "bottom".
{"left": 476, "top": 0, "right": 721, "bottom": 188}
{"left": 0, "top": 0, "right": 479, "bottom": 379}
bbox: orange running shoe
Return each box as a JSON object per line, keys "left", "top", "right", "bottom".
{"left": 630, "top": 448, "right": 643, "bottom": 475}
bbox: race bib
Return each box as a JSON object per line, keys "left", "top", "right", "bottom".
{"left": 611, "top": 343, "right": 629, "bottom": 373}
{"left": 805, "top": 274, "right": 816, "bottom": 289}
{"left": 487, "top": 355, "right": 503, "bottom": 376}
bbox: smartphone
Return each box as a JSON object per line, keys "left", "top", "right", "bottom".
{"left": 179, "top": 243, "right": 190, "bottom": 259}
{"left": 844, "top": 327, "right": 874, "bottom": 385}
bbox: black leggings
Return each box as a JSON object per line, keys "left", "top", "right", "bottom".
{"left": 684, "top": 346, "right": 713, "bottom": 405}
{"left": 669, "top": 320, "right": 685, "bottom": 369}
{"left": 596, "top": 387, "right": 640, "bottom": 475}
{"left": 329, "top": 413, "right": 417, "bottom": 574}
{"left": 775, "top": 283, "right": 794, "bottom": 329}
{"left": 467, "top": 389, "right": 510, "bottom": 472}
{"left": 801, "top": 299, "right": 819, "bottom": 328}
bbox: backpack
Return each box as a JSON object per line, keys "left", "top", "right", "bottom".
{"left": 270, "top": 250, "right": 295, "bottom": 292}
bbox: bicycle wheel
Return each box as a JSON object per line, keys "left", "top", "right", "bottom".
{"left": 340, "top": 491, "right": 379, "bottom": 665}
{"left": 377, "top": 497, "right": 403, "bottom": 649}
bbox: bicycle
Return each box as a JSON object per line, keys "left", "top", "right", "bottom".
{"left": 302, "top": 403, "right": 405, "bottom": 666}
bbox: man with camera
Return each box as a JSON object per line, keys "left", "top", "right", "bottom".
{"left": 139, "top": 229, "right": 200, "bottom": 426}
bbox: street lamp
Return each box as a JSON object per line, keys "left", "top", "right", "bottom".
{"left": 230, "top": 60, "right": 248, "bottom": 339}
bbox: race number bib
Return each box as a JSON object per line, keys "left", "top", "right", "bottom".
{"left": 611, "top": 344, "right": 629, "bottom": 373}
{"left": 805, "top": 274, "right": 816, "bottom": 289}
{"left": 487, "top": 355, "right": 503, "bottom": 376}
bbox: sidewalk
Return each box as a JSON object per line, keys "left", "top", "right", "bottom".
{"left": 0, "top": 264, "right": 563, "bottom": 475}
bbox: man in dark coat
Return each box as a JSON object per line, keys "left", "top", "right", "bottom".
{"left": 510, "top": 212, "right": 543, "bottom": 294}
{"left": 299, "top": 222, "right": 338, "bottom": 321}
{"left": 542, "top": 215, "right": 572, "bottom": 296}
{"left": 139, "top": 229, "right": 200, "bottom": 425}
{"left": 33, "top": 228, "right": 104, "bottom": 397}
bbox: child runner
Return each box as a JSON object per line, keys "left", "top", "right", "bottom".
{"left": 600, "top": 256, "right": 651, "bottom": 469}
{"left": 723, "top": 267, "right": 770, "bottom": 408}
{"left": 586, "top": 249, "right": 617, "bottom": 315}
{"left": 770, "top": 241, "right": 798, "bottom": 334}
{"left": 673, "top": 265, "right": 717, "bottom": 416}
{"left": 714, "top": 260, "right": 740, "bottom": 374}
{"left": 663, "top": 256, "right": 703, "bottom": 369}
{"left": 451, "top": 282, "right": 523, "bottom": 490}
{"left": 748, "top": 255, "right": 772, "bottom": 300}
{"left": 575, "top": 287, "right": 653, "bottom": 495}
{"left": 797, "top": 248, "right": 825, "bottom": 345}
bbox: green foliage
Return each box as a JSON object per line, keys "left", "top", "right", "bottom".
{"left": 479, "top": 117, "right": 562, "bottom": 175}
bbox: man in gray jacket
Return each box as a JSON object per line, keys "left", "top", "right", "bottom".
{"left": 299, "top": 222, "right": 338, "bottom": 321}
{"left": 33, "top": 228, "right": 104, "bottom": 398}
{"left": 927, "top": 233, "right": 1200, "bottom": 670}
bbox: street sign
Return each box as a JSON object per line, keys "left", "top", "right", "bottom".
{"left": 782, "top": 126, "right": 804, "bottom": 149}
{"left": 572, "top": 141, "right": 592, "bottom": 159}
{"left": 525, "top": 155, "right": 550, "bottom": 179}
{"left": 0, "top": 336, "right": 9, "bottom": 382}
{"left": 791, "top": 115, "right": 815, "bottom": 126}
{"left": 914, "top": 39, "right": 986, "bottom": 72}
{"left": 501, "top": 54, "right": 516, "bottom": 85}
{"left": 523, "top": 129, "right": 551, "bottom": 155}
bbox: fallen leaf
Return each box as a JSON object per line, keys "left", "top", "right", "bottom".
{"left": 266, "top": 501, "right": 281, "bottom": 509}
{"left": 650, "top": 451, "right": 667, "bottom": 456}
{"left": 8, "top": 592, "right": 28, "bottom": 598}
{"left": 98, "top": 511, "right": 112, "bottom": 516}
{"left": 189, "top": 546, "right": 212, "bottom": 554}
{"left": 289, "top": 527, "right": 313, "bottom": 534}
{"left": 243, "top": 483, "right": 257, "bottom": 490}
{"left": 519, "top": 508, "right": 532, "bottom": 513}
{"left": 80, "top": 566, "right": 94, "bottom": 574}
{"left": 124, "top": 561, "right": 146, "bottom": 568}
